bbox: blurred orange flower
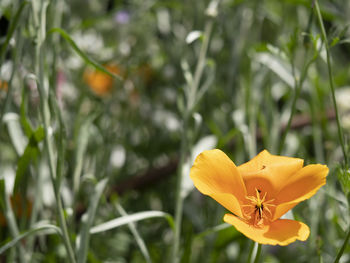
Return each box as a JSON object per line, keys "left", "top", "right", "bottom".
{"left": 0, "top": 80, "right": 8, "bottom": 91}
{"left": 190, "top": 149, "right": 328, "bottom": 246}
{"left": 83, "top": 64, "right": 122, "bottom": 96}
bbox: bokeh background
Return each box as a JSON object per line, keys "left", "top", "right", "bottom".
{"left": 1, "top": 0, "right": 350, "bottom": 262}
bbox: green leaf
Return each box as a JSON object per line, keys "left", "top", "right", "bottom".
{"left": 20, "top": 88, "right": 33, "bottom": 138}
{"left": 48, "top": 89, "right": 67, "bottom": 188}
{"left": 33, "top": 126, "right": 45, "bottom": 142}
{"left": 3, "top": 113, "right": 27, "bottom": 155}
{"left": 337, "top": 166, "right": 350, "bottom": 196}
{"left": 90, "top": 211, "right": 174, "bottom": 234}
{"left": 77, "top": 178, "right": 108, "bottom": 263}
{"left": 254, "top": 51, "right": 295, "bottom": 88}
{"left": 115, "top": 204, "right": 152, "bottom": 263}
{"left": 331, "top": 37, "right": 340, "bottom": 47}
{"left": 47, "top": 27, "right": 122, "bottom": 80}
{"left": 0, "top": 179, "right": 5, "bottom": 211}
{"left": 0, "top": 223, "right": 62, "bottom": 255}
{"left": 13, "top": 126, "right": 45, "bottom": 193}
{"left": 73, "top": 122, "right": 90, "bottom": 196}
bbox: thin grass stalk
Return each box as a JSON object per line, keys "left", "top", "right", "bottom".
{"left": 187, "top": 21, "right": 213, "bottom": 111}
{"left": 0, "top": 1, "right": 29, "bottom": 132}
{"left": 76, "top": 179, "right": 108, "bottom": 263}
{"left": 0, "top": 224, "right": 63, "bottom": 255}
{"left": 172, "top": 113, "right": 189, "bottom": 263}
{"left": 171, "top": 11, "right": 216, "bottom": 263}
{"left": 27, "top": 163, "right": 43, "bottom": 253}
{"left": 314, "top": 0, "right": 348, "bottom": 165}
{"left": 0, "top": 48, "right": 17, "bottom": 133}
{"left": 2, "top": 183, "right": 28, "bottom": 263}
{"left": 0, "top": 2, "right": 29, "bottom": 261}
{"left": 333, "top": 227, "right": 350, "bottom": 263}
{"left": 314, "top": 1, "right": 350, "bottom": 261}
{"left": 116, "top": 204, "right": 152, "bottom": 263}
{"left": 31, "top": 0, "right": 76, "bottom": 262}
{"left": 35, "top": 47, "right": 76, "bottom": 263}
{"left": 278, "top": 50, "right": 317, "bottom": 154}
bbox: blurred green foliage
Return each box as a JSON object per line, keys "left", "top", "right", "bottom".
{"left": 0, "top": 0, "right": 350, "bottom": 262}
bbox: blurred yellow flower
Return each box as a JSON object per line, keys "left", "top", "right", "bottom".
{"left": 190, "top": 149, "right": 328, "bottom": 246}
{"left": 83, "top": 64, "right": 122, "bottom": 96}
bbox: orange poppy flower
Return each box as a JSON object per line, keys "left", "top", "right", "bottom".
{"left": 190, "top": 149, "right": 328, "bottom": 246}
{"left": 83, "top": 64, "right": 122, "bottom": 96}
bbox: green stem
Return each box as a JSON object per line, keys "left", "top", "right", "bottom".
{"left": 278, "top": 50, "right": 317, "bottom": 154}
{"left": 315, "top": 4, "right": 350, "bottom": 261}
{"left": 0, "top": 1, "right": 29, "bottom": 133}
{"left": 116, "top": 204, "right": 152, "bottom": 263}
{"left": 314, "top": 0, "right": 348, "bottom": 165}
{"left": 2, "top": 184, "right": 28, "bottom": 263}
{"left": 171, "top": 12, "right": 215, "bottom": 263}
{"left": 188, "top": 21, "right": 213, "bottom": 110}
{"left": 171, "top": 114, "right": 189, "bottom": 263}
{"left": 246, "top": 241, "right": 255, "bottom": 263}
{"left": 31, "top": 1, "right": 76, "bottom": 262}
{"left": 253, "top": 243, "right": 262, "bottom": 263}
{"left": 333, "top": 227, "right": 350, "bottom": 263}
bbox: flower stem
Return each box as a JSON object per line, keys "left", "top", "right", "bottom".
{"left": 314, "top": 0, "right": 348, "bottom": 165}
{"left": 333, "top": 227, "right": 350, "bottom": 263}
{"left": 253, "top": 243, "right": 262, "bottom": 263}
{"left": 246, "top": 242, "right": 262, "bottom": 263}
{"left": 246, "top": 241, "right": 255, "bottom": 263}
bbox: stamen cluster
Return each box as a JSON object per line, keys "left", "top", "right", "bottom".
{"left": 242, "top": 189, "right": 275, "bottom": 227}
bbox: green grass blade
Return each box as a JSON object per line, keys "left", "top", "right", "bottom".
{"left": 254, "top": 51, "right": 295, "bottom": 88}
{"left": 48, "top": 89, "right": 67, "bottom": 189}
{"left": 13, "top": 126, "right": 44, "bottom": 193}
{"left": 333, "top": 227, "right": 350, "bottom": 263}
{"left": 73, "top": 122, "right": 90, "bottom": 198}
{"left": 3, "top": 113, "right": 27, "bottom": 155}
{"left": 0, "top": 179, "right": 27, "bottom": 262}
{"left": 90, "top": 211, "right": 174, "bottom": 234}
{"left": 0, "top": 224, "right": 62, "bottom": 255}
{"left": 314, "top": 0, "right": 348, "bottom": 165}
{"left": 47, "top": 28, "right": 122, "bottom": 81}
{"left": 116, "top": 204, "right": 152, "bottom": 263}
{"left": 76, "top": 178, "right": 108, "bottom": 263}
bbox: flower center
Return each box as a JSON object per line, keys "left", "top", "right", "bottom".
{"left": 242, "top": 188, "right": 275, "bottom": 227}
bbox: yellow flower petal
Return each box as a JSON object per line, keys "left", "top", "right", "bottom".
{"left": 238, "top": 150, "right": 304, "bottom": 196}
{"left": 273, "top": 164, "right": 328, "bottom": 220}
{"left": 211, "top": 193, "right": 243, "bottom": 218}
{"left": 224, "top": 214, "right": 310, "bottom": 246}
{"left": 190, "top": 149, "right": 247, "bottom": 215}
{"left": 237, "top": 169, "right": 275, "bottom": 199}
